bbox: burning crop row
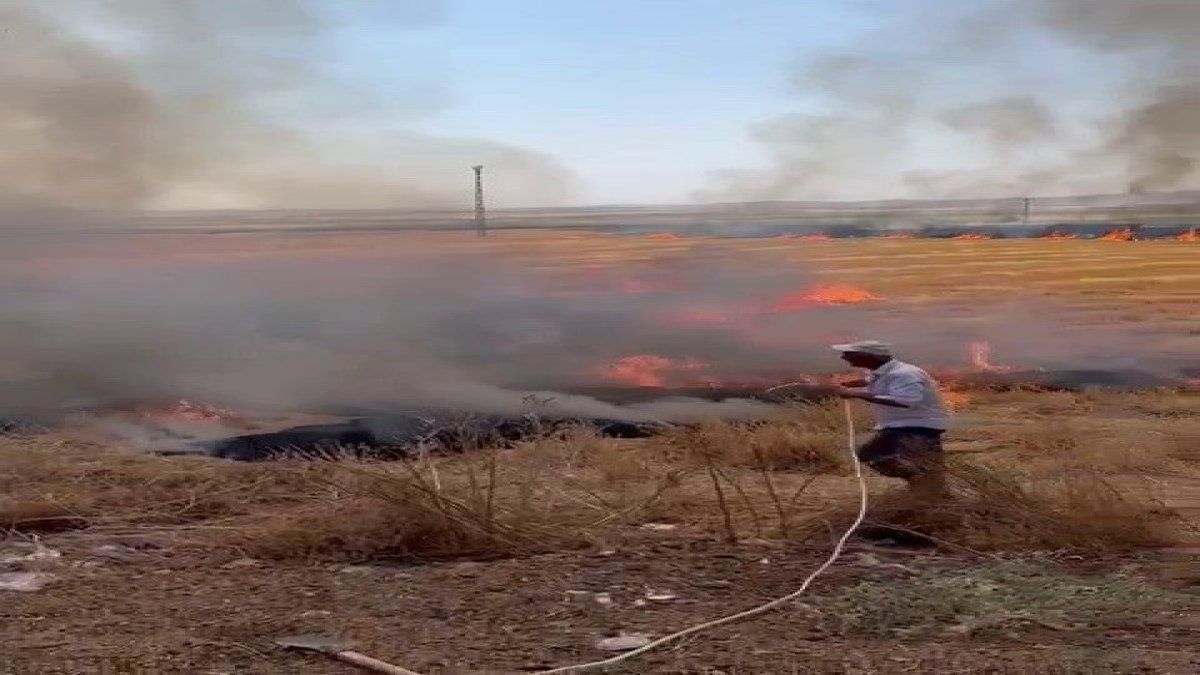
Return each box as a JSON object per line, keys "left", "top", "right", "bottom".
{"left": 635, "top": 229, "right": 1198, "bottom": 241}
{"left": 593, "top": 340, "right": 1014, "bottom": 391}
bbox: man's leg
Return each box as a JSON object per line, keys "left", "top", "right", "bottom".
{"left": 901, "top": 432, "right": 946, "bottom": 502}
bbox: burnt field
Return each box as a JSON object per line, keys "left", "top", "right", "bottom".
{"left": 2, "top": 230, "right": 1198, "bottom": 674}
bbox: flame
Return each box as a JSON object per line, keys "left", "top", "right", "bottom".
{"left": 1098, "top": 228, "right": 1137, "bottom": 241}
{"left": 953, "top": 233, "right": 992, "bottom": 240}
{"left": 647, "top": 232, "right": 685, "bottom": 241}
{"left": 940, "top": 389, "right": 970, "bottom": 410}
{"left": 968, "top": 341, "right": 1014, "bottom": 373}
{"left": 769, "top": 284, "right": 882, "bottom": 310}
{"left": 595, "top": 355, "right": 709, "bottom": 387}
{"left": 1176, "top": 228, "right": 1199, "bottom": 242}
{"left": 1040, "top": 231, "right": 1079, "bottom": 240}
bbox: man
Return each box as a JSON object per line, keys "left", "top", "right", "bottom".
{"left": 826, "top": 340, "right": 951, "bottom": 501}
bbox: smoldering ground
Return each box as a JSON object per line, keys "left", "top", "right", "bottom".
{"left": 699, "top": 0, "right": 1200, "bottom": 202}
{"left": 0, "top": 231, "right": 1190, "bottom": 431}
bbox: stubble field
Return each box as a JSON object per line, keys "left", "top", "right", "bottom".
{"left": 2, "top": 231, "right": 1197, "bottom": 674}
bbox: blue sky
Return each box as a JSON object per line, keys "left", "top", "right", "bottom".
{"left": 324, "top": 0, "right": 882, "bottom": 204}
{"left": 298, "top": 0, "right": 1154, "bottom": 207}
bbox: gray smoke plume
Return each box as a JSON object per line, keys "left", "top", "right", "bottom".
{"left": 0, "top": 232, "right": 1188, "bottom": 430}
{"left": 698, "top": 0, "right": 1200, "bottom": 201}
{"left": 0, "top": 0, "right": 575, "bottom": 210}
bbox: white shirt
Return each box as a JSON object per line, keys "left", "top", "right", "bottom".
{"left": 863, "top": 359, "right": 951, "bottom": 430}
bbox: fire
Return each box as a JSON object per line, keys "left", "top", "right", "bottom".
{"left": 647, "top": 232, "right": 684, "bottom": 241}
{"left": 953, "top": 233, "right": 992, "bottom": 240}
{"left": 968, "top": 341, "right": 1013, "bottom": 373}
{"left": 595, "top": 355, "right": 709, "bottom": 388}
{"left": 794, "top": 233, "right": 832, "bottom": 241}
{"left": 1176, "top": 228, "right": 1199, "bottom": 242}
{"left": 1098, "top": 228, "right": 1136, "bottom": 241}
{"left": 940, "top": 388, "right": 970, "bottom": 410}
{"left": 1040, "top": 231, "right": 1079, "bottom": 240}
{"left": 769, "top": 284, "right": 882, "bottom": 310}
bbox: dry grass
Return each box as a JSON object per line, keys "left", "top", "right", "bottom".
{"left": 657, "top": 400, "right": 870, "bottom": 473}
{"left": 0, "top": 436, "right": 319, "bottom": 533}
{"left": 2, "top": 388, "right": 1194, "bottom": 563}
{"left": 814, "top": 560, "right": 1192, "bottom": 638}
{"left": 802, "top": 462, "right": 1181, "bottom": 553}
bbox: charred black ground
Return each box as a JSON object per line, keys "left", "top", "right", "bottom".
{"left": 5, "top": 366, "right": 1190, "bottom": 463}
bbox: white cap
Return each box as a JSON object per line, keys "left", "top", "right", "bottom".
{"left": 831, "top": 340, "right": 893, "bottom": 357}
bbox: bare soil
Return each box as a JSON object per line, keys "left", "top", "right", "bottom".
{"left": 5, "top": 537, "right": 1198, "bottom": 675}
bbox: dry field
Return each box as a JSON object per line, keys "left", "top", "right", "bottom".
{"left": 2, "top": 232, "right": 1198, "bottom": 674}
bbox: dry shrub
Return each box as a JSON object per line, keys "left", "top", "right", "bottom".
{"left": 0, "top": 435, "right": 319, "bottom": 532}
{"left": 659, "top": 401, "right": 864, "bottom": 473}
{"left": 1, "top": 432, "right": 687, "bottom": 562}
{"left": 799, "top": 462, "right": 1181, "bottom": 553}
{"left": 212, "top": 440, "right": 689, "bottom": 561}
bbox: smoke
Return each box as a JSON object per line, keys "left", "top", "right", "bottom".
{"left": 0, "top": 232, "right": 1187, "bottom": 431}
{"left": 698, "top": 0, "right": 1200, "bottom": 201}
{"left": 0, "top": 0, "right": 575, "bottom": 210}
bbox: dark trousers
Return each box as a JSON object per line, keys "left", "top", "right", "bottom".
{"left": 856, "top": 427, "right": 945, "bottom": 479}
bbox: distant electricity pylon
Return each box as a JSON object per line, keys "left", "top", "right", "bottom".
{"left": 472, "top": 165, "right": 486, "bottom": 237}
{"left": 1022, "top": 197, "right": 1033, "bottom": 225}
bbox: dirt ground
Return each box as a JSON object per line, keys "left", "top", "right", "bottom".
{"left": 5, "top": 533, "right": 1198, "bottom": 674}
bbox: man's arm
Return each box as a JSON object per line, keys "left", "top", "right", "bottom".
{"left": 833, "top": 376, "right": 869, "bottom": 388}
{"left": 831, "top": 377, "right": 924, "bottom": 408}
{"left": 832, "top": 386, "right": 910, "bottom": 408}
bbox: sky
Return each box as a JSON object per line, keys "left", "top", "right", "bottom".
{"left": 324, "top": 0, "right": 880, "bottom": 205}
{"left": 10, "top": 0, "right": 1191, "bottom": 210}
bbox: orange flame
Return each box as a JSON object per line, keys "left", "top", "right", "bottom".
{"left": 940, "top": 389, "right": 970, "bottom": 410}
{"left": 769, "top": 284, "right": 882, "bottom": 310}
{"left": 968, "top": 341, "right": 1014, "bottom": 373}
{"left": 1176, "top": 228, "right": 1199, "bottom": 242}
{"left": 1098, "top": 228, "right": 1136, "bottom": 241}
{"left": 1040, "top": 231, "right": 1079, "bottom": 240}
{"left": 595, "top": 355, "right": 709, "bottom": 387}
